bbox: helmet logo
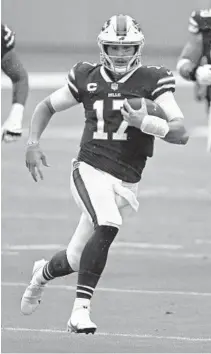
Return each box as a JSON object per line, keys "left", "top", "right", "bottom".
{"left": 101, "top": 19, "right": 111, "bottom": 31}
{"left": 132, "top": 19, "right": 141, "bottom": 32}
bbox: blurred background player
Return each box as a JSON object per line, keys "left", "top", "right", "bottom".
{"left": 176, "top": 8, "right": 211, "bottom": 151}
{"left": 1, "top": 23, "right": 29, "bottom": 142}
{"left": 21, "top": 14, "right": 188, "bottom": 334}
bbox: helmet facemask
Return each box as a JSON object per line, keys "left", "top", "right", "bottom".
{"left": 99, "top": 43, "right": 143, "bottom": 75}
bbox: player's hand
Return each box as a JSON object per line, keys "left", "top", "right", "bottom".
{"left": 1, "top": 120, "right": 22, "bottom": 143}
{"left": 121, "top": 98, "right": 148, "bottom": 129}
{"left": 25, "top": 142, "right": 49, "bottom": 182}
{"left": 196, "top": 64, "right": 211, "bottom": 86}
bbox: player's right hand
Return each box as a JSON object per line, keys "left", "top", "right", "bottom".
{"left": 25, "top": 142, "right": 49, "bottom": 182}
{"left": 196, "top": 64, "right": 211, "bottom": 86}
{"left": 121, "top": 98, "right": 147, "bottom": 129}
{"left": 1, "top": 119, "right": 22, "bottom": 143}
{"left": 1, "top": 127, "right": 22, "bottom": 143}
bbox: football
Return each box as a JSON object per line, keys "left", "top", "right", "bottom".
{"left": 126, "top": 97, "right": 168, "bottom": 121}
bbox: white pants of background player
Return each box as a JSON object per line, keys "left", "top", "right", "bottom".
{"left": 66, "top": 159, "right": 139, "bottom": 271}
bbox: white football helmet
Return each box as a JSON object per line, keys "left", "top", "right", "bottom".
{"left": 98, "top": 14, "right": 145, "bottom": 74}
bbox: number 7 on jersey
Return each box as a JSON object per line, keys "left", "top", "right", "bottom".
{"left": 93, "top": 99, "right": 129, "bottom": 141}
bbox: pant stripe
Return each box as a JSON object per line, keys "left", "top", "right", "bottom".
{"left": 73, "top": 167, "right": 98, "bottom": 228}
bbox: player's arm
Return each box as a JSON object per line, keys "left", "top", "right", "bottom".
{"left": 122, "top": 92, "right": 188, "bottom": 145}
{"left": 1, "top": 49, "right": 29, "bottom": 105}
{"left": 28, "top": 65, "right": 81, "bottom": 143}
{"left": 1, "top": 49, "right": 29, "bottom": 142}
{"left": 122, "top": 67, "right": 189, "bottom": 144}
{"left": 154, "top": 92, "right": 189, "bottom": 144}
{"left": 28, "top": 85, "right": 79, "bottom": 142}
{"left": 26, "top": 85, "right": 79, "bottom": 182}
{"left": 151, "top": 69, "right": 189, "bottom": 144}
{"left": 176, "top": 32, "right": 203, "bottom": 81}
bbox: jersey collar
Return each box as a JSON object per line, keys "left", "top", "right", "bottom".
{"left": 100, "top": 64, "right": 142, "bottom": 84}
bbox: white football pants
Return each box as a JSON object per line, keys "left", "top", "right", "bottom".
{"left": 66, "top": 159, "right": 139, "bottom": 271}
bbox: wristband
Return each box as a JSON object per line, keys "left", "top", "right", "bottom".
{"left": 141, "top": 115, "right": 169, "bottom": 138}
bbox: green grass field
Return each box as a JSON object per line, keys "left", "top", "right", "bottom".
{"left": 1, "top": 74, "right": 211, "bottom": 353}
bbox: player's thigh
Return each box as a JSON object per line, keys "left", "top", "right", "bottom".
{"left": 115, "top": 182, "right": 139, "bottom": 221}
{"left": 70, "top": 161, "right": 122, "bottom": 228}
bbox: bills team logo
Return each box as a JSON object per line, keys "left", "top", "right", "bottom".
{"left": 111, "top": 83, "right": 118, "bottom": 91}
{"left": 87, "top": 83, "right": 97, "bottom": 92}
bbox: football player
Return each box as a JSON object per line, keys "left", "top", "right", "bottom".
{"left": 176, "top": 8, "right": 211, "bottom": 151}
{"left": 1, "top": 24, "right": 28, "bottom": 142}
{"left": 21, "top": 15, "right": 188, "bottom": 334}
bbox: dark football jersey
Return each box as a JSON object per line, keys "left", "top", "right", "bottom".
{"left": 1, "top": 24, "right": 15, "bottom": 59}
{"left": 67, "top": 62, "right": 175, "bottom": 183}
{"left": 189, "top": 9, "right": 211, "bottom": 64}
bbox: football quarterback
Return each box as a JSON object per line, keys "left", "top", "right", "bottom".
{"left": 1, "top": 24, "right": 28, "bottom": 142}
{"left": 21, "top": 14, "right": 188, "bottom": 334}
{"left": 177, "top": 9, "right": 211, "bottom": 151}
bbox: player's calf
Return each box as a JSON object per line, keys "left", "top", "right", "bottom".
{"left": 68, "top": 225, "right": 118, "bottom": 333}
{"left": 42, "top": 249, "right": 74, "bottom": 281}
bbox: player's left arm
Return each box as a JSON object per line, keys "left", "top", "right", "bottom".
{"left": 154, "top": 91, "right": 189, "bottom": 144}
{"left": 122, "top": 68, "right": 189, "bottom": 144}
{"left": 151, "top": 68, "right": 189, "bottom": 144}
{"left": 1, "top": 49, "right": 29, "bottom": 142}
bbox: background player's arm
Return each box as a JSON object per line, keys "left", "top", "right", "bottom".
{"left": 176, "top": 32, "right": 203, "bottom": 81}
{"left": 28, "top": 85, "right": 79, "bottom": 142}
{"left": 1, "top": 49, "right": 29, "bottom": 106}
{"left": 1, "top": 49, "right": 29, "bottom": 141}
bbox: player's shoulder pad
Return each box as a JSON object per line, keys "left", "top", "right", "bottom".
{"left": 1, "top": 24, "right": 15, "bottom": 51}
{"left": 144, "top": 65, "right": 175, "bottom": 81}
{"left": 67, "top": 61, "right": 98, "bottom": 81}
{"left": 66, "top": 61, "right": 98, "bottom": 102}
{"left": 144, "top": 65, "right": 176, "bottom": 100}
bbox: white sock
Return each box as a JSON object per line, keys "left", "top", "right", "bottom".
{"left": 31, "top": 265, "right": 48, "bottom": 286}
{"left": 73, "top": 298, "right": 91, "bottom": 309}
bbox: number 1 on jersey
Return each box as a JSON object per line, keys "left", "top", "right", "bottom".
{"left": 93, "top": 99, "right": 128, "bottom": 141}
{"left": 93, "top": 100, "right": 108, "bottom": 139}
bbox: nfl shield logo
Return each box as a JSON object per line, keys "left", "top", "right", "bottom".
{"left": 111, "top": 82, "right": 118, "bottom": 91}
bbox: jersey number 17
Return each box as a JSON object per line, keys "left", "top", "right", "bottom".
{"left": 93, "top": 99, "right": 128, "bottom": 141}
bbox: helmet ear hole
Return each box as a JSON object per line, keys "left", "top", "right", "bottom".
{"left": 134, "top": 45, "right": 139, "bottom": 54}
{"left": 104, "top": 45, "right": 109, "bottom": 54}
